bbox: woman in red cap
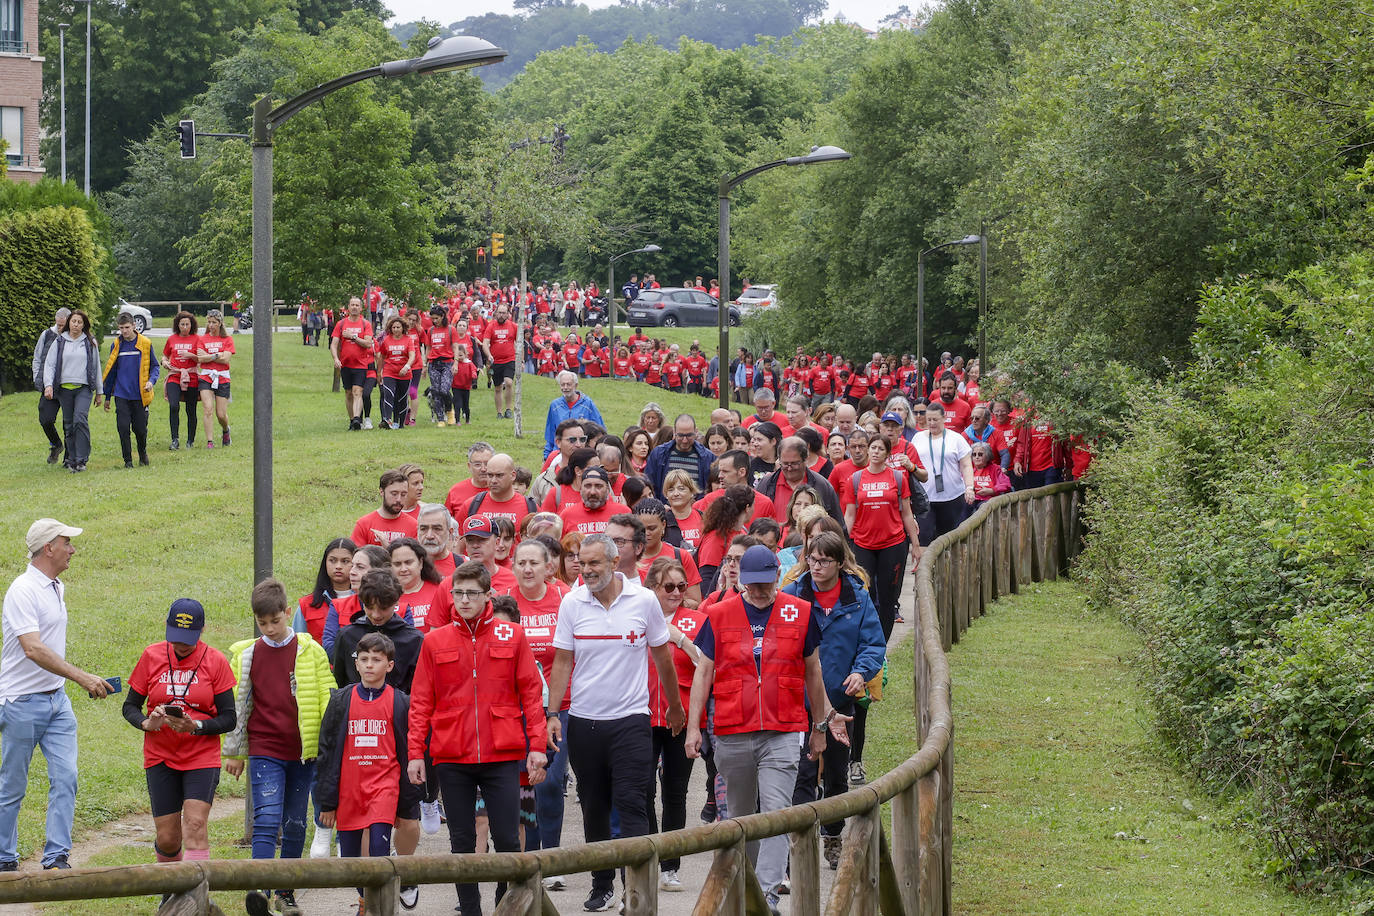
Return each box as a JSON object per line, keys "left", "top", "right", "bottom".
{"left": 124, "top": 599, "right": 237, "bottom": 866}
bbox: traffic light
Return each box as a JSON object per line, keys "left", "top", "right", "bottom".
{"left": 177, "top": 120, "right": 196, "bottom": 159}
{"left": 491, "top": 233, "right": 505, "bottom": 258}
{"left": 476, "top": 246, "right": 486, "bottom": 263}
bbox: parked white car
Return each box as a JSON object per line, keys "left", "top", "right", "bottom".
{"left": 113, "top": 299, "right": 153, "bottom": 334}
{"left": 734, "top": 284, "right": 779, "bottom": 313}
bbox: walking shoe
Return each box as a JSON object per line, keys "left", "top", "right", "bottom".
{"left": 583, "top": 888, "right": 616, "bottom": 911}
{"left": 437, "top": 419, "right": 446, "bottom": 427}
{"left": 139, "top": 453, "right": 150, "bottom": 466}
{"left": 362, "top": 417, "right": 373, "bottom": 429}
{"left": 42, "top": 855, "right": 70, "bottom": 870}
{"left": 206, "top": 438, "right": 215, "bottom": 449}
{"left": 420, "top": 800, "right": 442, "bottom": 835}
{"left": 0, "top": 861, "right": 16, "bottom": 872}
{"left": 824, "top": 835, "right": 842, "bottom": 870}
{"left": 506, "top": 409, "right": 513, "bottom": 419}
{"left": 222, "top": 429, "right": 231, "bottom": 446}
{"left": 541, "top": 876, "right": 566, "bottom": 891}
{"left": 244, "top": 890, "right": 272, "bottom": 916}
{"left": 700, "top": 799, "right": 717, "bottom": 823}
{"left": 777, "top": 879, "right": 790, "bottom": 895}
{"left": 47, "top": 444, "right": 62, "bottom": 464}
{"left": 349, "top": 418, "right": 361, "bottom": 431}
{"left": 309, "top": 826, "right": 332, "bottom": 858}
{"left": 273, "top": 889, "right": 302, "bottom": 915}
{"left": 125, "top": 461, "right": 134, "bottom": 469}
{"left": 659, "top": 869, "right": 683, "bottom": 891}
{"left": 894, "top": 613, "right": 905, "bottom": 624}
{"left": 765, "top": 890, "right": 781, "bottom": 916}
{"left": 399, "top": 885, "right": 419, "bottom": 909}
{"left": 848, "top": 760, "right": 867, "bottom": 786}
{"left": 446, "top": 409, "right": 456, "bottom": 425}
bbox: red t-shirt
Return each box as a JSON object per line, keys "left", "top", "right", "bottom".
{"left": 696, "top": 528, "right": 743, "bottom": 569}
{"left": 199, "top": 334, "right": 235, "bottom": 378}
{"left": 511, "top": 582, "right": 570, "bottom": 710}
{"left": 445, "top": 478, "right": 486, "bottom": 519}
{"left": 128, "top": 641, "right": 237, "bottom": 771}
{"left": 828, "top": 458, "right": 861, "bottom": 495}
{"left": 630, "top": 352, "right": 653, "bottom": 375}
{"left": 808, "top": 366, "right": 832, "bottom": 395}
{"left": 247, "top": 638, "right": 302, "bottom": 760}
{"left": 335, "top": 685, "right": 401, "bottom": 831}
{"left": 452, "top": 334, "right": 479, "bottom": 362}
{"left": 398, "top": 579, "right": 448, "bottom": 634}
{"left": 483, "top": 320, "right": 518, "bottom": 364}
{"left": 662, "top": 359, "right": 684, "bottom": 388}
{"left": 467, "top": 491, "right": 533, "bottom": 531}
{"left": 426, "top": 327, "right": 454, "bottom": 361}
{"left": 561, "top": 342, "right": 582, "bottom": 369}
{"left": 558, "top": 501, "right": 631, "bottom": 535}
{"left": 351, "top": 510, "right": 418, "bottom": 548}
{"left": 451, "top": 360, "right": 478, "bottom": 390}
{"left": 378, "top": 335, "right": 417, "bottom": 380}
{"left": 636, "top": 542, "right": 702, "bottom": 587}
{"left": 163, "top": 334, "right": 200, "bottom": 388}
{"left": 933, "top": 395, "right": 973, "bottom": 433}
{"left": 673, "top": 508, "right": 704, "bottom": 548}
{"left": 842, "top": 467, "right": 910, "bottom": 550}
{"left": 813, "top": 581, "right": 843, "bottom": 613}
{"left": 741, "top": 413, "right": 795, "bottom": 439}
{"left": 684, "top": 355, "right": 707, "bottom": 380}
{"left": 332, "top": 317, "right": 374, "bottom": 369}
{"left": 613, "top": 357, "right": 633, "bottom": 378}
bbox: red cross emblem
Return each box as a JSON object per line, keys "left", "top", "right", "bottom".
{"left": 677, "top": 618, "right": 697, "bottom": 634}
{"left": 780, "top": 604, "right": 799, "bottom": 623}
{"left": 625, "top": 629, "right": 643, "bottom": 644}
{"left": 494, "top": 623, "right": 514, "bottom": 641}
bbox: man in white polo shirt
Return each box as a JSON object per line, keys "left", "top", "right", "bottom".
{"left": 545, "top": 533, "right": 684, "bottom": 912}
{"left": 0, "top": 519, "right": 113, "bottom": 872}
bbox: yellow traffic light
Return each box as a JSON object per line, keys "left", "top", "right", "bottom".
{"left": 491, "top": 233, "right": 505, "bottom": 258}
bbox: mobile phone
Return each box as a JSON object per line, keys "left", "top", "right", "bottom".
{"left": 163, "top": 706, "right": 185, "bottom": 718}
{"left": 104, "top": 676, "right": 122, "bottom": 694}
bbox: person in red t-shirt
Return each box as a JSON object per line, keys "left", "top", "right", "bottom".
{"left": 1012, "top": 412, "right": 1065, "bottom": 489}
{"left": 481, "top": 304, "right": 519, "bottom": 419}
{"left": 613, "top": 347, "right": 633, "bottom": 380}
{"left": 161, "top": 311, "right": 202, "bottom": 449}
{"left": 352, "top": 469, "right": 420, "bottom": 548}
{"left": 331, "top": 297, "right": 375, "bottom": 430}
{"left": 450, "top": 345, "right": 479, "bottom": 424}
{"left": 683, "top": 345, "right": 708, "bottom": 395}
{"left": 377, "top": 317, "right": 418, "bottom": 430}
{"left": 634, "top": 499, "right": 703, "bottom": 605}
{"left": 125, "top": 599, "right": 237, "bottom": 866}
{"left": 424, "top": 308, "right": 456, "bottom": 426}
{"left": 630, "top": 346, "right": 654, "bottom": 381}
{"left": 194, "top": 310, "right": 236, "bottom": 449}
{"left": 557, "top": 468, "right": 630, "bottom": 535}
{"left": 931, "top": 373, "right": 973, "bottom": 433}
{"left": 661, "top": 349, "right": 686, "bottom": 393}
{"left": 841, "top": 436, "right": 922, "bottom": 632}
{"left": 295, "top": 537, "right": 356, "bottom": 645}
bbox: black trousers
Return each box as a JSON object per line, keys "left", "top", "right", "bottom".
{"left": 793, "top": 724, "right": 851, "bottom": 836}
{"left": 436, "top": 760, "right": 520, "bottom": 916}
{"left": 850, "top": 539, "right": 907, "bottom": 764}
{"left": 113, "top": 396, "right": 149, "bottom": 463}
{"left": 165, "top": 383, "right": 197, "bottom": 442}
{"left": 38, "top": 392, "right": 62, "bottom": 450}
{"left": 929, "top": 497, "right": 969, "bottom": 540}
{"left": 645, "top": 725, "right": 694, "bottom": 870}
{"left": 568, "top": 714, "right": 652, "bottom": 892}
{"left": 451, "top": 388, "right": 472, "bottom": 422}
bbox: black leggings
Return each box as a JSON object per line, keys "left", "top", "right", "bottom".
{"left": 337, "top": 822, "right": 393, "bottom": 896}
{"left": 849, "top": 538, "right": 908, "bottom": 764}
{"left": 646, "top": 726, "right": 695, "bottom": 871}
{"left": 165, "top": 383, "right": 197, "bottom": 443}
{"left": 451, "top": 388, "right": 471, "bottom": 422}
{"left": 361, "top": 376, "right": 376, "bottom": 419}
{"left": 436, "top": 761, "right": 520, "bottom": 916}
{"left": 792, "top": 729, "right": 849, "bottom": 836}
{"left": 380, "top": 377, "right": 409, "bottom": 427}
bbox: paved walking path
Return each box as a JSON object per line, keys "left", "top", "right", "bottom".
{"left": 294, "top": 575, "right": 916, "bottom": 916}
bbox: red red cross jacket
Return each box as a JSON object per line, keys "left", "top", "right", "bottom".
{"left": 708, "top": 593, "right": 810, "bottom": 736}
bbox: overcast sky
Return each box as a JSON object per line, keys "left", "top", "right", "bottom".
{"left": 384, "top": 0, "right": 908, "bottom": 32}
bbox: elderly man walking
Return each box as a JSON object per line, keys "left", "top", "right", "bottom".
{"left": 0, "top": 519, "right": 113, "bottom": 871}
{"left": 544, "top": 371, "right": 605, "bottom": 459}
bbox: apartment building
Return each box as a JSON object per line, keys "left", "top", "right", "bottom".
{"left": 1, "top": 0, "right": 44, "bottom": 183}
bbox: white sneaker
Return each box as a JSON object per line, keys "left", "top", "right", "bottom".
{"left": 541, "top": 876, "right": 566, "bottom": 891}
{"left": 361, "top": 417, "right": 373, "bottom": 429}
{"left": 659, "top": 869, "right": 683, "bottom": 891}
{"left": 309, "top": 826, "right": 331, "bottom": 858}
{"left": 420, "top": 800, "right": 442, "bottom": 835}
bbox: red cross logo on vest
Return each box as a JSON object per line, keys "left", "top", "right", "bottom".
{"left": 494, "top": 623, "right": 514, "bottom": 641}
{"left": 780, "top": 603, "right": 799, "bottom": 623}
{"left": 625, "top": 629, "right": 643, "bottom": 644}
{"left": 676, "top": 617, "right": 697, "bottom": 634}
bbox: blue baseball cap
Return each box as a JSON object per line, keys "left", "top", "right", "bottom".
{"left": 738, "top": 545, "right": 780, "bottom": 585}
{"left": 166, "top": 598, "right": 206, "bottom": 645}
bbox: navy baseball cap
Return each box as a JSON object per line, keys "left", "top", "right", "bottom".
{"left": 738, "top": 545, "right": 780, "bottom": 585}
{"left": 166, "top": 598, "right": 206, "bottom": 645}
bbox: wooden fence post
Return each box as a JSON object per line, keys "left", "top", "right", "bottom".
{"left": 694, "top": 841, "right": 745, "bottom": 916}
{"left": 789, "top": 822, "right": 821, "bottom": 916}
{"left": 362, "top": 871, "right": 399, "bottom": 916}
{"left": 492, "top": 872, "right": 541, "bottom": 916}
{"left": 624, "top": 853, "right": 659, "bottom": 916}
{"left": 917, "top": 769, "right": 942, "bottom": 916}
{"left": 891, "top": 783, "right": 920, "bottom": 913}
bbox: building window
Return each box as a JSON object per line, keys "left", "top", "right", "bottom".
{"left": 0, "top": 0, "right": 20, "bottom": 54}
{"left": 1, "top": 107, "right": 21, "bottom": 165}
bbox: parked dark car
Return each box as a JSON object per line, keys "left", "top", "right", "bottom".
{"left": 626, "top": 288, "right": 741, "bottom": 328}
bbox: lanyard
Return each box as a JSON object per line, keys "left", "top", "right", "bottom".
{"left": 164, "top": 642, "right": 206, "bottom": 707}
{"left": 926, "top": 432, "right": 948, "bottom": 482}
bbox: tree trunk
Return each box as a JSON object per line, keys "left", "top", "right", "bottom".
{"left": 512, "top": 243, "right": 529, "bottom": 438}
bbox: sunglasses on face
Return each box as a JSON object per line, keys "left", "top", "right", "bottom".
{"left": 659, "top": 581, "right": 688, "bottom": 593}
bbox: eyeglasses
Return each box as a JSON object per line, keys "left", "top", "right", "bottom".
{"left": 452, "top": 589, "right": 486, "bottom": 601}
{"left": 807, "top": 555, "right": 837, "bottom": 567}
{"left": 721, "top": 555, "right": 742, "bottom": 565}
{"left": 564, "top": 435, "right": 588, "bottom": 444}
{"left": 779, "top": 460, "right": 805, "bottom": 470}
{"left": 610, "top": 537, "right": 632, "bottom": 547}
{"left": 659, "top": 582, "right": 688, "bottom": 593}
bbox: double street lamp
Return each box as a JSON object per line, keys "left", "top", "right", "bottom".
{"left": 916, "top": 231, "right": 987, "bottom": 398}
{"left": 250, "top": 35, "right": 506, "bottom": 583}
{"left": 607, "top": 243, "right": 661, "bottom": 345}
{"left": 717, "top": 145, "right": 851, "bottom": 409}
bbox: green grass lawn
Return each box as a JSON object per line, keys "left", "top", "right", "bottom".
{"left": 0, "top": 332, "right": 716, "bottom": 865}
{"left": 864, "top": 580, "right": 1339, "bottom": 916}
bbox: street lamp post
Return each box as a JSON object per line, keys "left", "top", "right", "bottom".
{"left": 608, "top": 243, "right": 661, "bottom": 347}
{"left": 916, "top": 234, "right": 980, "bottom": 398}
{"left": 717, "top": 145, "right": 850, "bottom": 409}
{"left": 57, "top": 23, "right": 68, "bottom": 183}
{"left": 250, "top": 35, "right": 506, "bottom": 584}
{"left": 78, "top": 0, "right": 90, "bottom": 194}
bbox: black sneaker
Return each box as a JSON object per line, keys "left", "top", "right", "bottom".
{"left": 584, "top": 888, "right": 616, "bottom": 911}
{"left": 124, "top": 461, "right": 134, "bottom": 469}
{"left": 244, "top": 890, "right": 272, "bottom": 916}
{"left": 400, "top": 884, "right": 419, "bottom": 909}
{"left": 273, "top": 889, "right": 301, "bottom": 915}
{"left": 47, "top": 444, "right": 62, "bottom": 464}
{"left": 0, "top": 860, "right": 17, "bottom": 872}
{"left": 42, "top": 855, "right": 70, "bottom": 870}
{"left": 349, "top": 417, "right": 362, "bottom": 431}
{"left": 700, "top": 800, "right": 717, "bottom": 823}
{"left": 139, "top": 453, "right": 150, "bottom": 466}
{"left": 169, "top": 438, "right": 179, "bottom": 450}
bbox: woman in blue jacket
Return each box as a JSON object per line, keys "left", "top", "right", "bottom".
{"left": 782, "top": 530, "right": 886, "bottom": 869}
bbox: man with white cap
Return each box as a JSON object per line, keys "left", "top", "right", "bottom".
{"left": 684, "top": 544, "right": 849, "bottom": 914}
{"left": 0, "top": 519, "right": 112, "bottom": 871}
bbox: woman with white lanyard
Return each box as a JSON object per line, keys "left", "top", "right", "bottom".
{"left": 913, "top": 401, "right": 976, "bottom": 541}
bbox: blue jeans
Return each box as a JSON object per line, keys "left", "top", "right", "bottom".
{"left": 531, "top": 710, "right": 569, "bottom": 850}
{"left": 249, "top": 756, "right": 314, "bottom": 862}
{"left": 0, "top": 691, "right": 79, "bottom": 866}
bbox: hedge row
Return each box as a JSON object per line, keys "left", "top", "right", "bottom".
{"left": 1081, "top": 253, "right": 1374, "bottom": 895}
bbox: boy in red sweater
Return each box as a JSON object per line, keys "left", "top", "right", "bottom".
{"left": 450, "top": 345, "right": 479, "bottom": 425}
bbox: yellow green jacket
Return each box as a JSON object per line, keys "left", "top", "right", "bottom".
{"left": 223, "top": 633, "right": 333, "bottom": 761}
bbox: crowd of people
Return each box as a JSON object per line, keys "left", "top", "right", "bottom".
{"left": 15, "top": 279, "right": 1092, "bottom": 916}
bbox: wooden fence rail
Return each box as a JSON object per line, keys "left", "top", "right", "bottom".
{"left": 0, "top": 482, "right": 1083, "bottom": 916}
